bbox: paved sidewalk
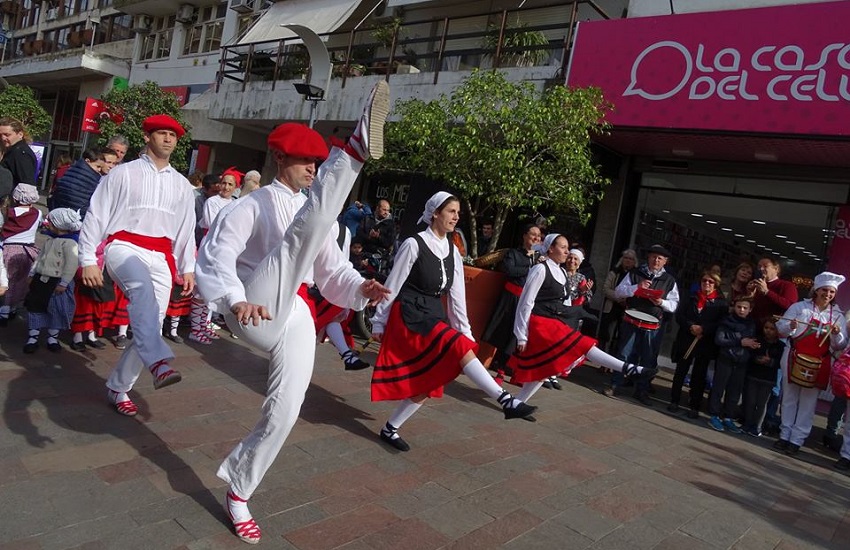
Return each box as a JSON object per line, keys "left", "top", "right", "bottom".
{"left": 1, "top": 320, "right": 849, "bottom": 550}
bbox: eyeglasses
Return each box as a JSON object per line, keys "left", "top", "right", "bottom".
{"left": 701, "top": 279, "right": 717, "bottom": 285}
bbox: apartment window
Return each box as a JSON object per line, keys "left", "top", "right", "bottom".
{"left": 139, "top": 16, "right": 174, "bottom": 61}
{"left": 95, "top": 14, "right": 133, "bottom": 44}
{"left": 96, "top": 0, "right": 114, "bottom": 7}
{"left": 182, "top": 2, "right": 226, "bottom": 55}
{"left": 60, "top": 0, "right": 86, "bottom": 17}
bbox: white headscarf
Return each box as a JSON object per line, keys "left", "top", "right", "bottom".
{"left": 12, "top": 183, "right": 39, "bottom": 205}
{"left": 417, "top": 191, "right": 454, "bottom": 225}
{"left": 541, "top": 233, "right": 562, "bottom": 253}
{"left": 568, "top": 248, "right": 585, "bottom": 263}
{"left": 47, "top": 208, "right": 83, "bottom": 232}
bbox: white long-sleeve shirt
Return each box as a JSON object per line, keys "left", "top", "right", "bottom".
{"left": 776, "top": 299, "right": 847, "bottom": 351}
{"left": 371, "top": 227, "right": 472, "bottom": 339}
{"left": 201, "top": 194, "right": 233, "bottom": 229}
{"left": 2, "top": 206, "right": 43, "bottom": 244}
{"left": 78, "top": 155, "right": 196, "bottom": 274}
{"left": 513, "top": 258, "right": 564, "bottom": 346}
{"left": 195, "top": 180, "right": 367, "bottom": 312}
{"left": 614, "top": 269, "right": 680, "bottom": 313}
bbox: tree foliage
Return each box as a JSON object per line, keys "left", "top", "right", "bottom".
{"left": 96, "top": 80, "right": 192, "bottom": 172}
{"left": 0, "top": 85, "right": 52, "bottom": 140}
{"left": 371, "top": 69, "right": 612, "bottom": 257}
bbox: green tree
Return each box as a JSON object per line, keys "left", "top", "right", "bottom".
{"left": 0, "top": 85, "right": 52, "bottom": 140}
{"left": 96, "top": 80, "right": 192, "bottom": 172}
{"left": 370, "top": 69, "right": 612, "bottom": 258}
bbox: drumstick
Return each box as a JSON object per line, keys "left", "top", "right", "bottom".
{"left": 771, "top": 315, "right": 817, "bottom": 328}
{"left": 819, "top": 321, "right": 838, "bottom": 347}
{"left": 356, "top": 337, "right": 374, "bottom": 354}
{"left": 682, "top": 335, "right": 701, "bottom": 361}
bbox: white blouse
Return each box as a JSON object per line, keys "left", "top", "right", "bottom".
{"left": 514, "top": 258, "right": 565, "bottom": 345}
{"left": 371, "top": 227, "right": 472, "bottom": 339}
{"left": 776, "top": 299, "right": 847, "bottom": 351}
{"left": 2, "top": 206, "right": 43, "bottom": 245}
{"left": 201, "top": 195, "right": 233, "bottom": 229}
{"left": 79, "top": 155, "right": 196, "bottom": 274}
{"left": 195, "top": 180, "right": 367, "bottom": 313}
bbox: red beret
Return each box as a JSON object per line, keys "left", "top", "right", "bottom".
{"left": 142, "top": 114, "right": 185, "bottom": 138}
{"left": 267, "top": 123, "right": 329, "bottom": 161}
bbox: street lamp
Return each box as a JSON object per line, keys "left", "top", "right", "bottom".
{"left": 293, "top": 83, "right": 324, "bottom": 129}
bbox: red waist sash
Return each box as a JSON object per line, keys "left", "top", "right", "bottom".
{"left": 107, "top": 231, "right": 180, "bottom": 284}
{"left": 505, "top": 281, "right": 523, "bottom": 297}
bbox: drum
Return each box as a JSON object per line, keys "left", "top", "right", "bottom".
{"left": 789, "top": 351, "right": 822, "bottom": 388}
{"left": 623, "top": 309, "right": 660, "bottom": 331}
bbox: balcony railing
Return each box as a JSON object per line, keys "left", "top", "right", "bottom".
{"left": 215, "top": 1, "right": 610, "bottom": 92}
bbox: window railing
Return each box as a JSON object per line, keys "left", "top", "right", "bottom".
{"left": 215, "top": 1, "right": 608, "bottom": 92}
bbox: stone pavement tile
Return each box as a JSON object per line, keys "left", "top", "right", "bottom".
{"left": 293, "top": 433, "right": 374, "bottom": 461}
{"left": 639, "top": 495, "right": 706, "bottom": 535}
{"left": 146, "top": 464, "right": 226, "bottom": 499}
{"left": 365, "top": 468, "right": 435, "bottom": 498}
{"left": 128, "top": 493, "right": 227, "bottom": 539}
{"left": 548, "top": 504, "right": 621, "bottom": 541}
{"left": 0, "top": 541, "right": 42, "bottom": 550}
{"left": 0, "top": 456, "right": 30, "bottom": 486}
{"left": 94, "top": 456, "right": 159, "bottom": 485}
{"left": 21, "top": 434, "right": 163, "bottom": 475}
{"left": 252, "top": 483, "right": 326, "bottom": 517}
{"left": 653, "top": 532, "right": 721, "bottom": 549}
{"left": 349, "top": 517, "right": 451, "bottom": 550}
{"left": 32, "top": 513, "right": 138, "bottom": 550}
{"left": 185, "top": 530, "right": 273, "bottom": 550}
{"left": 307, "top": 462, "right": 391, "bottom": 495}
{"left": 316, "top": 484, "right": 380, "bottom": 516}
{"left": 730, "top": 521, "right": 785, "bottom": 550}
{"left": 256, "top": 502, "right": 327, "bottom": 538}
{"left": 503, "top": 519, "right": 594, "bottom": 550}
{"left": 465, "top": 452, "right": 549, "bottom": 485}
{"left": 680, "top": 508, "right": 755, "bottom": 548}
{"left": 444, "top": 508, "right": 544, "bottom": 549}
{"left": 415, "top": 498, "right": 494, "bottom": 538}
{"left": 156, "top": 421, "right": 248, "bottom": 451}
{"left": 194, "top": 438, "right": 245, "bottom": 463}
{"left": 589, "top": 522, "right": 667, "bottom": 549}
{"left": 792, "top": 512, "right": 841, "bottom": 544}
{"left": 284, "top": 503, "right": 400, "bottom": 550}
{"left": 585, "top": 479, "right": 668, "bottom": 523}
{"left": 575, "top": 426, "right": 634, "bottom": 449}
{"left": 98, "top": 518, "right": 195, "bottom": 550}
{"left": 378, "top": 481, "right": 455, "bottom": 519}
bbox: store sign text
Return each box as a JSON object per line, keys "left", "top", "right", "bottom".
{"left": 623, "top": 41, "right": 850, "bottom": 102}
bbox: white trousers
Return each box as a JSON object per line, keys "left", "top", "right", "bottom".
{"left": 105, "top": 242, "right": 174, "bottom": 393}
{"left": 217, "top": 148, "right": 362, "bottom": 499}
{"left": 779, "top": 375, "right": 820, "bottom": 446}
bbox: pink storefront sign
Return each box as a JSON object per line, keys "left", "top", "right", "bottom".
{"left": 566, "top": 1, "right": 850, "bottom": 136}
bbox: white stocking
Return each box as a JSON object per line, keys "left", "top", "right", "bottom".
{"left": 325, "top": 322, "right": 350, "bottom": 354}
{"left": 462, "top": 358, "right": 506, "bottom": 400}
{"left": 516, "top": 380, "right": 545, "bottom": 403}
{"left": 586, "top": 346, "right": 644, "bottom": 373}
{"left": 387, "top": 398, "right": 423, "bottom": 429}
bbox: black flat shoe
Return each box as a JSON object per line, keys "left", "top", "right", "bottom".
{"left": 542, "top": 380, "right": 553, "bottom": 389}
{"left": 785, "top": 443, "right": 801, "bottom": 456}
{"left": 667, "top": 403, "right": 680, "bottom": 413}
{"left": 379, "top": 431, "right": 410, "bottom": 452}
{"left": 344, "top": 357, "right": 371, "bottom": 371}
{"left": 23, "top": 342, "right": 38, "bottom": 354}
{"left": 47, "top": 342, "right": 62, "bottom": 353}
{"left": 773, "top": 439, "right": 790, "bottom": 452}
{"left": 504, "top": 401, "right": 538, "bottom": 420}
{"left": 165, "top": 333, "right": 184, "bottom": 344}
{"left": 86, "top": 339, "right": 106, "bottom": 349}
{"left": 70, "top": 341, "right": 87, "bottom": 351}
{"left": 687, "top": 409, "right": 699, "bottom": 419}
{"left": 550, "top": 379, "right": 562, "bottom": 390}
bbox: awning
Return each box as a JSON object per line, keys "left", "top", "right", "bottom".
{"left": 238, "top": 0, "right": 364, "bottom": 45}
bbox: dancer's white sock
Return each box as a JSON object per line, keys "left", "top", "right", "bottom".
{"left": 516, "top": 380, "right": 545, "bottom": 403}
{"left": 47, "top": 329, "right": 60, "bottom": 345}
{"left": 462, "top": 358, "right": 505, "bottom": 400}
{"left": 73, "top": 332, "right": 83, "bottom": 344}
{"left": 169, "top": 316, "right": 180, "bottom": 336}
{"left": 117, "top": 325, "right": 128, "bottom": 337}
{"left": 227, "top": 490, "right": 252, "bottom": 522}
{"left": 387, "top": 398, "right": 423, "bottom": 430}
{"left": 87, "top": 330, "right": 98, "bottom": 342}
{"left": 107, "top": 389, "right": 130, "bottom": 404}
{"left": 586, "top": 346, "right": 645, "bottom": 373}
{"left": 26, "top": 329, "right": 39, "bottom": 345}
{"left": 326, "top": 322, "right": 350, "bottom": 355}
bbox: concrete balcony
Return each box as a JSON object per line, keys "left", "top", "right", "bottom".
{"left": 114, "top": 0, "right": 224, "bottom": 16}
{"left": 0, "top": 40, "right": 132, "bottom": 87}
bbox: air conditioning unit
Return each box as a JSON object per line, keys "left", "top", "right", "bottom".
{"left": 45, "top": 7, "right": 59, "bottom": 21}
{"left": 230, "top": 0, "right": 254, "bottom": 14}
{"left": 175, "top": 4, "right": 195, "bottom": 24}
{"left": 132, "top": 14, "right": 153, "bottom": 34}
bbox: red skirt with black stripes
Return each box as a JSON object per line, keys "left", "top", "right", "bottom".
{"left": 71, "top": 284, "right": 130, "bottom": 333}
{"left": 508, "top": 314, "right": 596, "bottom": 383}
{"left": 371, "top": 301, "right": 478, "bottom": 401}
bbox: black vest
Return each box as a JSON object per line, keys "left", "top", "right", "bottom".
{"left": 531, "top": 263, "right": 570, "bottom": 319}
{"left": 397, "top": 234, "right": 455, "bottom": 334}
{"left": 625, "top": 268, "right": 676, "bottom": 320}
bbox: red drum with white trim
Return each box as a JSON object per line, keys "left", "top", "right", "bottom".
{"left": 624, "top": 309, "right": 660, "bottom": 331}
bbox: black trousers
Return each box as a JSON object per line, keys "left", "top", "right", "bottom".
{"left": 743, "top": 377, "right": 774, "bottom": 432}
{"left": 671, "top": 353, "right": 712, "bottom": 412}
{"left": 709, "top": 359, "right": 748, "bottom": 418}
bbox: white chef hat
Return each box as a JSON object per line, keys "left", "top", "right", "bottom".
{"left": 417, "top": 191, "right": 454, "bottom": 225}
{"left": 542, "top": 233, "right": 562, "bottom": 252}
{"left": 813, "top": 271, "right": 845, "bottom": 291}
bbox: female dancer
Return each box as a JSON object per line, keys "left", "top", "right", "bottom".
{"left": 372, "top": 192, "right": 536, "bottom": 452}
{"left": 509, "top": 234, "right": 655, "bottom": 403}
{"left": 774, "top": 272, "right": 847, "bottom": 456}
{"left": 481, "top": 223, "right": 542, "bottom": 371}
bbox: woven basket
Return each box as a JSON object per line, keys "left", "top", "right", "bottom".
{"left": 473, "top": 248, "right": 508, "bottom": 269}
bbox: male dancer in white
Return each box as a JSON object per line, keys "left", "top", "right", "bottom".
{"left": 196, "top": 82, "right": 390, "bottom": 544}
{"left": 79, "top": 115, "right": 196, "bottom": 417}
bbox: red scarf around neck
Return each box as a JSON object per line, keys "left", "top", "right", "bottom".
{"left": 696, "top": 289, "right": 717, "bottom": 311}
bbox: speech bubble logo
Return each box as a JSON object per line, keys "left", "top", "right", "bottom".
{"left": 624, "top": 40, "right": 693, "bottom": 101}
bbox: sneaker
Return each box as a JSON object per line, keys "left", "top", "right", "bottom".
{"left": 744, "top": 427, "right": 762, "bottom": 437}
{"left": 113, "top": 335, "right": 128, "bottom": 350}
{"left": 349, "top": 81, "right": 390, "bottom": 160}
{"left": 723, "top": 419, "right": 743, "bottom": 434}
{"left": 708, "top": 416, "right": 725, "bottom": 432}
{"left": 835, "top": 457, "right": 850, "bottom": 471}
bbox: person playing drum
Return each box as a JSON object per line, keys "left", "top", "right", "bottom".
{"left": 774, "top": 272, "right": 847, "bottom": 456}
{"left": 509, "top": 234, "right": 656, "bottom": 403}
{"left": 605, "top": 244, "right": 680, "bottom": 404}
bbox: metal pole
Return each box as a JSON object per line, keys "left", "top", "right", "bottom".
{"left": 308, "top": 99, "right": 318, "bottom": 129}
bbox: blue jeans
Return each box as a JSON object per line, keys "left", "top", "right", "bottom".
{"left": 611, "top": 320, "right": 662, "bottom": 392}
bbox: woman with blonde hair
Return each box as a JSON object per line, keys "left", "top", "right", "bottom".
{"left": 0, "top": 117, "right": 37, "bottom": 186}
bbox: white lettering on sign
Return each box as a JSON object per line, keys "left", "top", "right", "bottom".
{"left": 623, "top": 41, "right": 850, "bottom": 102}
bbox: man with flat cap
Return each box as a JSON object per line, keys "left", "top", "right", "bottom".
{"left": 605, "top": 244, "right": 680, "bottom": 405}
{"left": 195, "top": 82, "right": 391, "bottom": 544}
{"left": 79, "top": 114, "right": 195, "bottom": 417}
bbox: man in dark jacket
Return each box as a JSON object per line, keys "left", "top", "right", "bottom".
{"left": 50, "top": 148, "right": 116, "bottom": 218}
{"left": 356, "top": 199, "right": 395, "bottom": 254}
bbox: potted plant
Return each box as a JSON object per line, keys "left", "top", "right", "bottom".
{"left": 483, "top": 22, "right": 549, "bottom": 67}
{"left": 371, "top": 16, "right": 402, "bottom": 50}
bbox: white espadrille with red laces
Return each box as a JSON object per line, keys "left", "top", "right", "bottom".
{"left": 149, "top": 359, "right": 182, "bottom": 390}
{"left": 226, "top": 491, "right": 261, "bottom": 544}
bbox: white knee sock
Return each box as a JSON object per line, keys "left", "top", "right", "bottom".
{"left": 87, "top": 330, "right": 98, "bottom": 342}
{"left": 462, "top": 358, "right": 505, "bottom": 400}
{"left": 73, "top": 332, "right": 84, "bottom": 344}
{"left": 516, "top": 380, "right": 545, "bottom": 403}
{"left": 587, "top": 346, "right": 644, "bottom": 373}
{"left": 326, "top": 322, "right": 350, "bottom": 355}
{"left": 387, "top": 398, "right": 423, "bottom": 430}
